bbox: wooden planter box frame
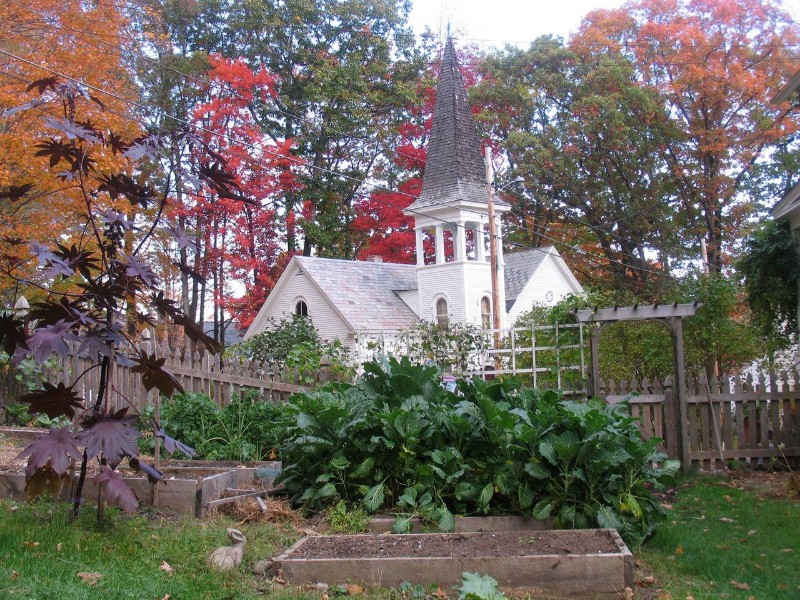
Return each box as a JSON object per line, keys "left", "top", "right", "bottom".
{"left": 0, "top": 461, "right": 280, "bottom": 517}
{"left": 274, "top": 528, "right": 634, "bottom": 599}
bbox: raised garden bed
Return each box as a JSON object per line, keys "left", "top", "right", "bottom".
{"left": 0, "top": 428, "right": 282, "bottom": 516}
{"left": 274, "top": 528, "right": 634, "bottom": 598}
{"left": 369, "top": 515, "right": 553, "bottom": 534}
{"left": 0, "top": 462, "right": 281, "bottom": 516}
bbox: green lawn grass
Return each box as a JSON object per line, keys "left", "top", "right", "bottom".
{"left": 0, "top": 500, "right": 308, "bottom": 600}
{"left": 0, "top": 473, "right": 797, "bottom": 600}
{"left": 639, "top": 473, "right": 800, "bottom": 600}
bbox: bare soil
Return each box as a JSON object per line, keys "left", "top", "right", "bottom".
{"left": 290, "top": 529, "right": 621, "bottom": 559}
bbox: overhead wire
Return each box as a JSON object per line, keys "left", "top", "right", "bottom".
{"left": 70, "top": 0, "right": 800, "bottom": 51}
{"left": 5, "top": 0, "right": 432, "bottom": 171}
{"left": 0, "top": 47, "right": 705, "bottom": 282}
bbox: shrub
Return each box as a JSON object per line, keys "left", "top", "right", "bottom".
{"left": 226, "top": 314, "right": 354, "bottom": 384}
{"left": 276, "top": 356, "right": 678, "bottom": 546}
{"left": 156, "top": 391, "right": 288, "bottom": 462}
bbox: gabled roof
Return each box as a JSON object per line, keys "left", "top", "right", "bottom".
{"left": 771, "top": 181, "right": 800, "bottom": 221}
{"left": 295, "top": 256, "right": 420, "bottom": 330}
{"left": 407, "top": 38, "right": 507, "bottom": 212}
{"left": 504, "top": 247, "right": 550, "bottom": 307}
{"left": 503, "top": 246, "right": 583, "bottom": 311}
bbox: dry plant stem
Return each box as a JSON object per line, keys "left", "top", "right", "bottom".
{"left": 704, "top": 373, "right": 725, "bottom": 468}
{"left": 776, "top": 444, "right": 799, "bottom": 493}
{"left": 72, "top": 354, "right": 110, "bottom": 518}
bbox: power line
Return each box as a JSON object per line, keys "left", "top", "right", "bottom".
{"left": 75, "top": 0, "right": 800, "bottom": 52}
{"left": 6, "top": 0, "right": 432, "bottom": 171}
{"left": 0, "top": 48, "right": 690, "bottom": 281}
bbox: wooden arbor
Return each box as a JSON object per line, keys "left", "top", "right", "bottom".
{"left": 575, "top": 303, "right": 700, "bottom": 468}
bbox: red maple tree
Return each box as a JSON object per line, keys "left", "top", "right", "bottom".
{"left": 187, "top": 55, "right": 301, "bottom": 329}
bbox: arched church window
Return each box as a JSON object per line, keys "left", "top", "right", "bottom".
{"left": 295, "top": 300, "right": 308, "bottom": 316}
{"left": 436, "top": 298, "right": 449, "bottom": 326}
{"left": 443, "top": 227, "right": 455, "bottom": 262}
{"left": 465, "top": 224, "right": 477, "bottom": 260}
{"left": 481, "top": 296, "right": 492, "bottom": 330}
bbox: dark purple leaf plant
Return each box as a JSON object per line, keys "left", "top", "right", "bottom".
{"left": 0, "top": 78, "right": 236, "bottom": 522}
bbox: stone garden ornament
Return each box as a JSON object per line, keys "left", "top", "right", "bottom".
{"left": 208, "top": 528, "right": 247, "bottom": 571}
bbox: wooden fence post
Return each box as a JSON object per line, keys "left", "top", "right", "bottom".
{"left": 670, "top": 317, "right": 690, "bottom": 470}
{"left": 663, "top": 387, "right": 679, "bottom": 459}
{"left": 589, "top": 324, "right": 601, "bottom": 398}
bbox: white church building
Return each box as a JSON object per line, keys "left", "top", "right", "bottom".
{"left": 244, "top": 39, "right": 583, "bottom": 357}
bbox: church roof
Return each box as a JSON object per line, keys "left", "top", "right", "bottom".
{"left": 408, "top": 38, "right": 507, "bottom": 212}
{"left": 295, "top": 256, "right": 420, "bottom": 330}
{"left": 503, "top": 246, "right": 553, "bottom": 309}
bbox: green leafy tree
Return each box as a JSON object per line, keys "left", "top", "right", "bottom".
{"left": 737, "top": 219, "right": 800, "bottom": 351}
{"left": 205, "top": 0, "right": 427, "bottom": 258}
{"left": 472, "top": 37, "right": 680, "bottom": 294}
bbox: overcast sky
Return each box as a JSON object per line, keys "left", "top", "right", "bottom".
{"left": 408, "top": 0, "right": 628, "bottom": 47}
{"left": 408, "top": 0, "right": 800, "bottom": 48}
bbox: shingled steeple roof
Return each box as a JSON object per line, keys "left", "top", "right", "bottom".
{"left": 408, "top": 38, "right": 502, "bottom": 211}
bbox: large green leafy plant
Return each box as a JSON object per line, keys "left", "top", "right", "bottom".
{"left": 277, "top": 356, "right": 677, "bottom": 546}
{"left": 152, "top": 391, "right": 289, "bottom": 461}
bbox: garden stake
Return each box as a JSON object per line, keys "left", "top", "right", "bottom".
{"left": 704, "top": 374, "right": 725, "bottom": 468}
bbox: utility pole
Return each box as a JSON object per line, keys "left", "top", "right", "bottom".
{"left": 485, "top": 147, "right": 501, "bottom": 353}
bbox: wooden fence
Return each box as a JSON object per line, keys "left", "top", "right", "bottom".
{"left": 604, "top": 370, "right": 800, "bottom": 470}
{"left": 3, "top": 338, "right": 798, "bottom": 471}
{"left": 0, "top": 341, "right": 309, "bottom": 415}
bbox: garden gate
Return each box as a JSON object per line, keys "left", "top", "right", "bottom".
{"left": 576, "top": 303, "right": 700, "bottom": 469}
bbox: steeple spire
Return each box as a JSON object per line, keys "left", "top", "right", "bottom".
{"left": 409, "top": 37, "right": 489, "bottom": 209}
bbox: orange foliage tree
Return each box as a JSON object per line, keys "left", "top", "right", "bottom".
{"left": 575, "top": 0, "right": 800, "bottom": 273}
{"left": 0, "top": 0, "right": 142, "bottom": 301}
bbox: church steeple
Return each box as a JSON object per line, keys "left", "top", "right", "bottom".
{"left": 405, "top": 38, "right": 510, "bottom": 330}
{"left": 409, "top": 37, "right": 489, "bottom": 210}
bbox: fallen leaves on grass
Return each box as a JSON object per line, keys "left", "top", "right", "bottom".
{"left": 160, "top": 561, "right": 174, "bottom": 576}
{"left": 23, "top": 540, "right": 39, "bottom": 547}
{"left": 719, "top": 517, "right": 735, "bottom": 523}
{"left": 729, "top": 579, "right": 750, "bottom": 590}
{"left": 77, "top": 572, "right": 101, "bottom": 586}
